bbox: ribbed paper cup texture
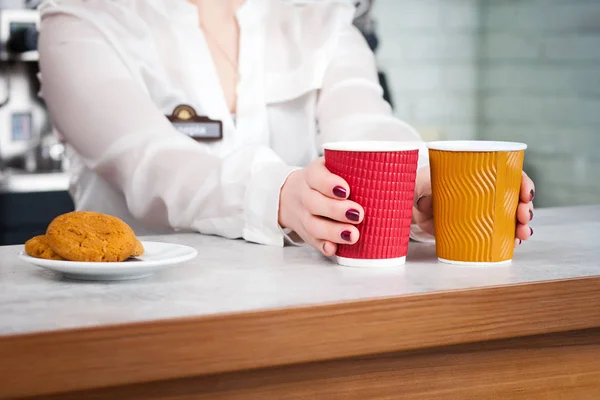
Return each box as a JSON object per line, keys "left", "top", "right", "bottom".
{"left": 324, "top": 142, "right": 419, "bottom": 264}
{"left": 428, "top": 141, "right": 526, "bottom": 264}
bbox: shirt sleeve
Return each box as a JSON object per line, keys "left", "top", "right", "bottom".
{"left": 38, "top": 13, "right": 295, "bottom": 246}
{"left": 316, "top": 23, "right": 433, "bottom": 242}
{"left": 316, "top": 24, "right": 429, "bottom": 169}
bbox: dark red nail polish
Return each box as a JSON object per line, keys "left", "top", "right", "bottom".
{"left": 346, "top": 209, "right": 360, "bottom": 222}
{"left": 341, "top": 230, "right": 352, "bottom": 242}
{"left": 529, "top": 210, "right": 533, "bottom": 221}
{"left": 519, "top": 239, "right": 522, "bottom": 245}
{"left": 530, "top": 189, "right": 535, "bottom": 202}
{"left": 333, "top": 186, "right": 347, "bottom": 198}
{"left": 530, "top": 227, "right": 534, "bottom": 236}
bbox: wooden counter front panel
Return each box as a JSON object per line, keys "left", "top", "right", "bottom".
{"left": 38, "top": 329, "right": 600, "bottom": 400}
{"left": 4, "top": 277, "right": 600, "bottom": 399}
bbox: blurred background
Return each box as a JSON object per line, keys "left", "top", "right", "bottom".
{"left": 0, "top": 0, "right": 598, "bottom": 244}
{"left": 0, "top": 0, "right": 72, "bottom": 245}
{"left": 371, "top": 0, "right": 600, "bottom": 208}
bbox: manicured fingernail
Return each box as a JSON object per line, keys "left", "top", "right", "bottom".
{"left": 530, "top": 227, "right": 534, "bottom": 236}
{"left": 530, "top": 189, "right": 535, "bottom": 202}
{"left": 529, "top": 210, "right": 533, "bottom": 221}
{"left": 346, "top": 209, "right": 360, "bottom": 222}
{"left": 341, "top": 230, "right": 352, "bottom": 242}
{"left": 519, "top": 239, "right": 522, "bottom": 245}
{"left": 333, "top": 186, "right": 347, "bottom": 198}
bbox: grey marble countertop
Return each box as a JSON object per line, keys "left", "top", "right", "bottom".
{"left": 1, "top": 205, "right": 599, "bottom": 336}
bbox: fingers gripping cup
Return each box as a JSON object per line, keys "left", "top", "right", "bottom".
{"left": 323, "top": 141, "right": 420, "bottom": 267}
{"left": 427, "top": 141, "right": 527, "bottom": 265}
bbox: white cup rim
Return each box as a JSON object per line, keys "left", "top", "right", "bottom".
{"left": 322, "top": 141, "right": 421, "bottom": 152}
{"left": 427, "top": 140, "right": 527, "bottom": 152}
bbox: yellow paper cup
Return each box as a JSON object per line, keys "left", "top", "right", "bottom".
{"left": 427, "top": 141, "right": 527, "bottom": 265}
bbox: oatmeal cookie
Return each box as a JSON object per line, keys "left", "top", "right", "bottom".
{"left": 131, "top": 239, "right": 144, "bottom": 257}
{"left": 24, "top": 235, "right": 64, "bottom": 261}
{"left": 46, "top": 211, "right": 136, "bottom": 262}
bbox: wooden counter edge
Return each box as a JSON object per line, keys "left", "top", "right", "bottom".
{"left": 2, "top": 276, "right": 600, "bottom": 398}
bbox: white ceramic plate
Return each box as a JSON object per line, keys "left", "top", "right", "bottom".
{"left": 18, "top": 241, "right": 198, "bottom": 281}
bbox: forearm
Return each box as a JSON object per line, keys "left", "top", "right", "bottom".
{"left": 39, "top": 12, "right": 294, "bottom": 245}
{"left": 316, "top": 26, "right": 428, "bottom": 168}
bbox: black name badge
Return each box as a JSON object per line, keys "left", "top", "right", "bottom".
{"left": 166, "top": 105, "right": 222, "bottom": 141}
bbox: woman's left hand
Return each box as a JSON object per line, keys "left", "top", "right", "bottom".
{"left": 413, "top": 167, "right": 535, "bottom": 247}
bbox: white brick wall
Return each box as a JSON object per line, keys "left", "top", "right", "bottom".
{"left": 372, "top": 0, "right": 600, "bottom": 207}
{"left": 482, "top": 96, "right": 600, "bottom": 125}
{"left": 373, "top": 0, "right": 479, "bottom": 141}
{"left": 481, "top": 33, "right": 542, "bottom": 59}
{"left": 479, "top": 0, "right": 600, "bottom": 207}
{"left": 482, "top": 65, "right": 600, "bottom": 95}
{"left": 482, "top": 1, "right": 600, "bottom": 33}
{"left": 543, "top": 35, "right": 600, "bottom": 61}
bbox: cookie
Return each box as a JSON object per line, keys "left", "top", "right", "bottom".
{"left": 132, "top": 239, "right": 144, "bottom": 257}
{"left": 24, "top": 235, "right": 64, "bottom": 261}
{"left": 46, "top": 211, "right": 137, "bottom": 262}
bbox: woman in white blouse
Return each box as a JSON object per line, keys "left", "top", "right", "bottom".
{"left": 38, "top": 0, "right": 535, "bottom": 256}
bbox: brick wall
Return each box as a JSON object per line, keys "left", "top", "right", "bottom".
{"left": 373, "top": 0, "right": 600, "bottom": 207}
{"left": 372, "top": 0, "right": 480, "bottom": 142}
{"left": 478, "top": 0, "right": 600, "bottom": 207}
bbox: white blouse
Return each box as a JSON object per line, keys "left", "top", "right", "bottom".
{"left": 38, "top": 0, "right": 428, "bottom": 246}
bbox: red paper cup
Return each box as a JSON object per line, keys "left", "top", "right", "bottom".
{"left": 323, "top": 141, "right": 420, "bottom": 267}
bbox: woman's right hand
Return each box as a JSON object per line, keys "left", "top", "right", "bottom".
{"left": 278, "top": 157, "right": 364, "bottom": 256}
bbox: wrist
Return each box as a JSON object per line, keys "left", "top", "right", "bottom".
{"left": 278, "top": 169, "right": 302, "bottom": 230}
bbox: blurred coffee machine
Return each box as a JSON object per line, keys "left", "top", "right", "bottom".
{"left": 0, "top": 1, "right": 64, "bottom": 174}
